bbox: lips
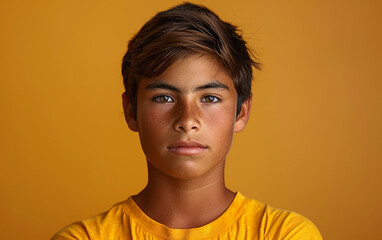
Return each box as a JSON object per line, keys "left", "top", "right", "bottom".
{"left": 167, "top": 141, "right": 208, "bottom": 155}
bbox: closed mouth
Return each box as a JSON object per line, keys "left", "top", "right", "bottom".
{"left": 167, "top": 141, "right": 208, "bottom": 155}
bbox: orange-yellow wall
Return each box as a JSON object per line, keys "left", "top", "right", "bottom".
{"left": 1, "top": 0, "right": 381, "bottom": 239}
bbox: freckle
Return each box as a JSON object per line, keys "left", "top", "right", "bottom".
{"left": 175, "top": 107, "right": 183, "bottom": 117}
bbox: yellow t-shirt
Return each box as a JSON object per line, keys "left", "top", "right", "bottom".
{"left": 52, "top": 193, "right": 322, "bottom": 240}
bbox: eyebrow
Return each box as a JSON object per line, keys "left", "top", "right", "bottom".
{"left": 145, "top": 82, "right": 180, "bottom": 92}
{"left": 193, "top": 81, "right": 229, "bottom": 92}
{"left": 145, "top": 80, "right": 229, "bottom": 93}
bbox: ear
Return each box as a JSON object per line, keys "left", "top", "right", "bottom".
{"left": 234, "top": 93, "right": 252, "bottom": 132}
{"left": 122, "top": 92, "right": 138, "bottom": 132}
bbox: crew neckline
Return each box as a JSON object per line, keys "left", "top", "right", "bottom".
{"left": 123, "top": 192, "right": 247, "bottom": 240}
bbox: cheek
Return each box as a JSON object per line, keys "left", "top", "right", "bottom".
{"left": 203, "top": 106, "right": 236, "bottom": 150}
{"left": 204, "top": 105, "right": 236, "bottom": 129}
{"left": 138, "top": 103, "right": 167, "bottom": 128}
{"left": 137, "top": 105, "right": 171, "bottom": 143}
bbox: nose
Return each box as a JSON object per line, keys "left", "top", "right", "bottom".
{"left": 173, "top": 100, "right": 201, "bottom": 133}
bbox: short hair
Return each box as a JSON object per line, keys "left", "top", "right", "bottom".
{"left": 122, "top": 2, "right": 261, "bottom": 117}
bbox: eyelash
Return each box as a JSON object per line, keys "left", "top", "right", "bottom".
{"left": 152, "top": 95, "right": 174, "bottom": 103}
{"left": 201, "top": 95, "right": 220, "bottom": 103}
{"left": 152, "top": 95, "right": 221, "bottom": 103}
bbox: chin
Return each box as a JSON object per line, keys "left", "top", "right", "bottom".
{"left": 167, "top": 159, "right": 225, "bottom": 180}
{"left": 149, "top": 159, "right": 208, "bottom": 180}
{"left": 147, "top": 154, "right": 225, "bottom": 180}
{"left": 167, "top": 162, "right": 208, "bottom": 180}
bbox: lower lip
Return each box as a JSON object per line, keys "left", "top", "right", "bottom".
{"left": 168, "top": 147, "right": 207, "bottom": 155}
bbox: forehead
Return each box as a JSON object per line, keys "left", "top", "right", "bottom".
{"left": 139, "top": 55, "right": 235, "bottom": 90}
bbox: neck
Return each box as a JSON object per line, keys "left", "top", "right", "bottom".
{"left": 132, "top": 159, "right": 235, "bottom": 229}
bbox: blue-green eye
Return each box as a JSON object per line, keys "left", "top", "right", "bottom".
{"left": 201, "top": 96, "right": 220, "bottom": 103}
{"left": 153, "top": 95, "right": 174, "bottom": 103}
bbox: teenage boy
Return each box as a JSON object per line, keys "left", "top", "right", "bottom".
{"left": 52, "top": 2, "right": 322, "bottom": 239}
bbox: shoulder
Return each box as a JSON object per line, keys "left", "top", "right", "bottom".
{"left": 51, "top": 200, "right": 129, "bottom": 240}
{"left": 242, "top": 196, "right": 323, "bottom": 240}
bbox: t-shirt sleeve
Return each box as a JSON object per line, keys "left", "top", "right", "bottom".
{"left": 51, "top": 221, "right": 97, "bottom": 240}
{"left": 260, "top": 204, "right": 323, "bottom": 240}
{"left": 51, "top": 204, "right": 128, "bottom": 240}
{"left": 283, "top": 215, "right": 322, "bottom": 240}
{"left": 273, "top": 211, "right": 323, "bottom": 240}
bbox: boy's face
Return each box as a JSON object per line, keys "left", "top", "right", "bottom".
{"left": 123, "top": 55, "right": 251, "bottom": 179}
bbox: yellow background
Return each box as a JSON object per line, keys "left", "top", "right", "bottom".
{"left": 1, "top": 0, "right": 381, "bottom": 239}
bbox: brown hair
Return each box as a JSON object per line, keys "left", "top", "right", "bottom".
{"left": 122, "top": 2, "right": 260, "bottom": 117}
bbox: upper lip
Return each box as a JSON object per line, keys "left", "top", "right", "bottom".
{"left": 167, "top": 141, "right": 207, "bottom": 148}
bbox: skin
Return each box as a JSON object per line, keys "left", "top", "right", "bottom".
{"left": 123, "top": 55, "right": 252, "bottom": 229}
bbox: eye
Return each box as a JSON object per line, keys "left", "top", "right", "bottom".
{"left": 201, "top": 95, "right": 220, "bottom": 103}
{"left": 152, "top": 95, "right": 174, "bottom": 103}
